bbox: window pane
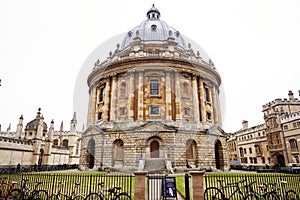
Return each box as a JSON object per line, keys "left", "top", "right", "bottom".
{"left": 150, "top": 80, "right": 159, "bottom": 95}
{"left": 150, "top": 106, "right": 159, "bottom": 115}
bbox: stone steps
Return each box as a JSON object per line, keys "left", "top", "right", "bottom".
{"left": 144, "top": 158, "right": 166, "bottom": 172}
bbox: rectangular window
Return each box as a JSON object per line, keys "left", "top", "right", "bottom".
{"left": 150, "top": 80, "right": 159, "bottom": 95}
{"left": 207, "top": 112, "right": 211, "bottom": 120}
{"left": 150, "top": 105, "right": 159, "bottom": 115}
{"left": 97, "top": 112, "right": 102, "bottom": 120}
{"left": 253, "top": 157, "right": 257, "bottom": 164}
{"left": 205, "top": 87, "right": 210, "bottom": 102}
{"left": 120, "top": 107, "right": 126, "bottom": 116}
{"left": 184, "top": 108, "right": 191, "bottom": 117}
{"left": 99, "top": 88, "right": 105, "bottom": 102}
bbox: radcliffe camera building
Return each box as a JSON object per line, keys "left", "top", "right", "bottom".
{"left": 3, "top": 6, "right": 300, "bottom": 173}
{"left": 80, "top": 5, "right": 229, "bottom": 172}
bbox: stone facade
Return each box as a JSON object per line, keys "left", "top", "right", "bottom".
{"left": 227, "top": 122, "right": 270, "bottom": 167}
{"left": 0, "top": 109, "right": 81, "bottom": 167}
{"left": 229, "top": 90, "right": 300, "bottom": 167}
{"left": 80, "top": 5, "right": 229, "bottom": 172}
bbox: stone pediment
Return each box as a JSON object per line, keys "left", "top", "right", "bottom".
{"left": 82, "top": 125, "right": 103, "bottom": 136}
{"left": 207, "top": 125, "right": 228, "bottom": 137}
{"left": 134, "top": 121, "right": 177, "bottom": 132}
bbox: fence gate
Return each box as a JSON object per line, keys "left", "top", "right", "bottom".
{"left": 148, "top": 174, "right": 165, "bottom": 200}
{"left": 147, "top": 173, "right": 191, "bottom": 200}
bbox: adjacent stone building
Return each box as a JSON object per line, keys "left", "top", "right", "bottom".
{"left": 0, "top": 109, "right": 81, "bottom": 167}
{"left": 228, "top": 91, "right": 300, "bottom": 168}
{"left": 80, "top": 5, "right": 229, "bottom": 172}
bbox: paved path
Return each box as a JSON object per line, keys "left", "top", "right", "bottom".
{"left": 176, "top": 191, "right": 185, "bottom": 200}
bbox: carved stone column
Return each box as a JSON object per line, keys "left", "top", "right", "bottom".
{"left": 137, "top": 70, "right": 144, "bottom": 121}
{"left": 216, "top": 87, "right": 222, "bottom": 126}
{"left": 87, "top": 84, "right": 97, "bottom": 126}
{"left": 102, "top": 78, "right": 111, "bottom": 122}
{"left": 199, "top": 77, "right": 206, "bottom": 122}
{"left": 211, "top": 85, "right": 218, "bottom": 125}
{"left": 110, "top": 75, "right": 117, "bottom": 121}
{"left": 209, "top": 85, "right": 215, "bottom": 123}
{"left": 128, "top": 71, "right": 135, "bottom": 120}
{"left": 192, "top": 75, "right": 200, "bottom": 122}
{"left": 174, "top": 72, "right": 182, "bottom": 121}
{"left": 165, "top": 69, "right": 172, "bottom": 121}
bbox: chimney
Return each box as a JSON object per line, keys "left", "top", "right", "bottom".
{"left": 288, "top": 90, "right": 294, "bottom": 100}
{"left": 242, "top": 120, "right": 248, "bottom": 130}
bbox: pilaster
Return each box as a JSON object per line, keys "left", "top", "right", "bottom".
{"left": 199, "top": 77, "right": 206, "bottom": 122}
{"left": 103, "top": 78, "right": 111, "bottom": 122}
{"left": 110, "top": 75, "right": 118, "bottom": 121}
{"left": 128, "top": 71, "right": 135, "bottom": 120}
{"left": 165, "top": 69, "right": 172, "bottom": 120}
{"left": 192, "top": 75, "right": 200, "bottom": 122}
{"left": 87, "top": 84, "right": 97, "bottom": 126}
{"left": 137, "top": 70, "right": 144, "bottom": 121}
{"left": 174, "top": 72, "right": 182, "bottom": 121}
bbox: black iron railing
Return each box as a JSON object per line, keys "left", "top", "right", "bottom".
{"left": 0, "top": 172, "right": 134, "bottom": 197}
{"left": 204, "top": 173, "right": 300, "bottom": 198}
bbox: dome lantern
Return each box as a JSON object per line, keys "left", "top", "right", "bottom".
{"left": 147, "top": 4, "right": 160, "bottom": 20}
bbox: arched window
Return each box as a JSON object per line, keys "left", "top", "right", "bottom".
{"left": 289, "top": 139, "right": 298, "bottom": 151}
{"left": 63, "top": 139, "right": 68, "bottom": 147}
{"left": 113, "top": 139, "right": 124, "bottom": 160}
{"left": 186, "top": 140, "right": 197, "bottom": 159}
{"left": 53, "top": 139, "right": 59, "bottom": 145}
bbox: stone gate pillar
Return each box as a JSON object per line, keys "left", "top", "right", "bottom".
{"left": 134, "top": 171, "right": 147, "bottom": 200}
{"left": 190, "top": 171, "right": 205, "bottom": 200}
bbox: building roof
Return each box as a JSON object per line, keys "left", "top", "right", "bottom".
{"left": 121, "top": 4, "right": 187, "bottom": 50}
{"left": 25, "top": 108, "right": 47, "bottom": 132}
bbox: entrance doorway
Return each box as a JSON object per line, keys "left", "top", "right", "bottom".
{"left": 87, "top": 139, "right": 95, "bottom": 169}
{"left": 276, "top": 154, "right": 285, "bottom": 167}
{"left": 38, "top": 149, "right": 44, "bottom": 166}
{"left": 215, "top": 140, "right": 224, "bottom": 170}
{"left": 150, "top": 141, "right": 159, "bottom": 158}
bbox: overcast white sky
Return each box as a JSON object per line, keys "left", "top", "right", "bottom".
{"left": 1, "top": 0, "right": 300, "bottom": 133}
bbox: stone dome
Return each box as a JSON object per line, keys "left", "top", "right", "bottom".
{"left": 25, "top": 109, "right": 47, "bottom": 132}
{"left": 121, "top": 4, "right": 187, "bottom": 50}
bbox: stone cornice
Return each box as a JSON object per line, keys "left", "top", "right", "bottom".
{"left": 87, "top": 57, "right": 221, "bottom": 88}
